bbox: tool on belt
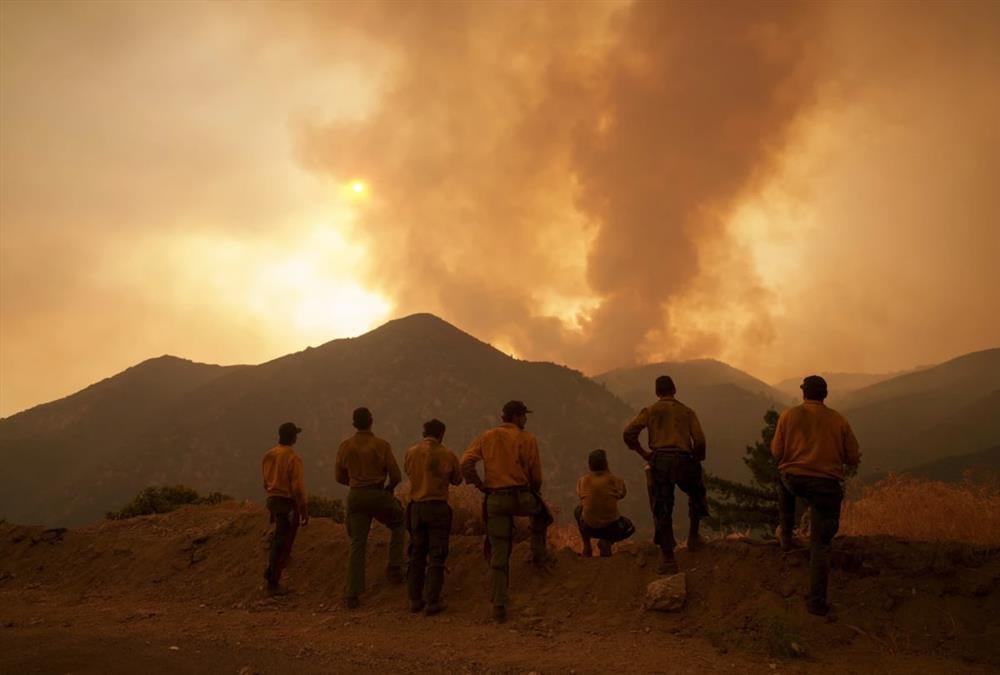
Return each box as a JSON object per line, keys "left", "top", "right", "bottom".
{"left": 479, "top": 486, "right": 554, "bottom": 561}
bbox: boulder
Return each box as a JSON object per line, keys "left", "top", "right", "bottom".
{"left": 644, "top": 573, "right": 687, "bottom": 612}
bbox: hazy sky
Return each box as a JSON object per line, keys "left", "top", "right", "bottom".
{"left": 2, "top": 0, "right": 998, "bottom": 417}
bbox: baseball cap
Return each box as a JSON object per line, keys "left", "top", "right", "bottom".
{"left": 278, "top": 422, "right": 303, "bottom": 436}
{"left": 801, "top": 375, "right": 828, "bottom": 397}
{"left": 502, "top": 400, "right": 533, "bottom": 417}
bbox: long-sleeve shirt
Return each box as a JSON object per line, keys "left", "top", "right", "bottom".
{"left": 404, "top": 437, "right": 462, "bottom": 502}
{"left": 335, "top": 430, "right": 401, "bottom": 489}
{"left": 461, "top": 423, "right": 542, "bottom": 491}
{"left": 623, "top": 396, "right": 707, "bottom": 459}
{"left": 770, "top": 401, "right": 861, "bottom": 481}
{"left": 577, "top": 470, "right": 627, "bottom": 528}
{"left": 262, "top": 444, "right": 307, "bottom": 513}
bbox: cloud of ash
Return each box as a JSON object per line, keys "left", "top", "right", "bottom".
{"left": 296, "top": 1, "right": 822, "bottom": 373}
{"left": 2, "top": 0, "right": 998, "bottom": 414}
{"left": 297, "top": 0, "right": 1000, "bottom": 375}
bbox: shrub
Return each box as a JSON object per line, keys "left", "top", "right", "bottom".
{"left": 841, "top": 474, "right": 1000, "bottom": 547}
{"left": 106, "top": 485, "right": 232, "bottom": 520}
{"left": 307, "top": 495, "right": 345, "bottom": 523}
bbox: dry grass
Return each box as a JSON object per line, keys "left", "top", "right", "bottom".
{"left": 841, "top": 474, "right": 1000, "bottom": 547}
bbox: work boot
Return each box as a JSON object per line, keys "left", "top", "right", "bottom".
{"left": 806, "top": 598, "right": 830, "bottom": 617}
{"left": 344, "top": 596, "right": 360, "bottom": 610}
{"left": 686, "top": 519, "right": 704, "bottom": 552}
{"left": 532, "top": 550, "right": 556, "bottom": 569}
{"left": 410, "top": 600, "right": 426, "bottom": 613}
{"left": 658, "top": 550, "right": 679, "bottom": 575}
{"left": 778, "top": 524, "right": 802, "bottom": 551}
{"left": 492, "top": 605, "right": 507, "bottom": 623}
{"left": 581, "top": 539, "right": 594, "bottom": 557}
{"left": 597, "top": 540, "right": 613, "bottom": 557}
{"left": 424, "top": 602, "right": 446, "bottom": 616}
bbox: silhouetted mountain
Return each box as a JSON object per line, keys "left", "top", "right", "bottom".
{"left": 596, "top": 360, "right": 792, "bottom": 481}
{"left": 0, "top": 314, "right": 635, "bottom": 526}
{"left": 902, "top": 445, "right": 1000, "bottom": 483}
{"left": 773, "top": 371, "right": 909, "bottom": 404}
{"left": 839, "top": 349, "right": 1000, "bottom": 474}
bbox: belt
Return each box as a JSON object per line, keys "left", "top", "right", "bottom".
{"left": 484, "top": 485, "right": 530, "bottom": 494}
{"left": 651, "top": 446, "right": 691, "bottom": 454}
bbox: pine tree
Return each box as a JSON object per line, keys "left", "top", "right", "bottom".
{"left": 705, "top": 410, "right": 782, "bottom": 532}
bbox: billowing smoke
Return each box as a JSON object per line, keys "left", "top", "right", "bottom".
{"left": 297, "top": 1, "right": 821, "bottom": 372}
{"left": 2, "top": 1, "right": 998, "bottom": 415}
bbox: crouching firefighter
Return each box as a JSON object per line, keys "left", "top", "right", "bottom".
{"left": 403, "top": 418, "right": 462, "bottom": 615}
{"left": 261, "top": 422, "right": 309, "bottom": 594}
{"left": 461, "top": 400, "right": 553, "bottom": 623}
{"left": 575, "top": 449, "right": 636, "bottom": 557}
{"left": 623, "top": 375, "right": 708, "bottom": 574}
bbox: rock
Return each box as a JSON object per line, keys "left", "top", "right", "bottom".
{"left": 237, "top": 667, "right": 259, "bottom": 675}
{"left": 643, "top": 573, "right": 687, "bottom": 612}
{"left": 169, "top": 646, "right": 180, "bottom": 651}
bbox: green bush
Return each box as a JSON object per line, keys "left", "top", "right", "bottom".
{"left": 307, "top": 495, "right": 345, "bottom": 523}
{"left": 106, "top": 485, "right": 233, "bottom": 520}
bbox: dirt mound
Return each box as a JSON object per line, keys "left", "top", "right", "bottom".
{"left": 1, "top": 503, "right": 998, "bottom": 672}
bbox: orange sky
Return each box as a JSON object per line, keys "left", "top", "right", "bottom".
{"left": 2, "top": 1, "right": 998, "bottom": 417}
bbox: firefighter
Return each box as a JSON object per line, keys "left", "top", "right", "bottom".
{"left": 403, "top": 418, "right": 462, "bottom": 615}
{"left": 623, "top": 375, "right": 708, "bottom": 574}
{"left": 335, "top": 407, "right": 405, "bottom": 609}
{"left": 261, "top": 421, "right": 309, "bottom": 594}
{"left": 575, "top": 449, "right": 635, "bottom": 557}
{"left": 461, "top": 400, "right": 553, "bottom": 623}
{"left": 771, "top": 375, "right": 861, "bottom": 616}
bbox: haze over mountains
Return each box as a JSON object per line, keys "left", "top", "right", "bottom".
{"left": 1, "top": 314, "right": 997, "bottom": 527}
{"left": 773, "top": 371, "right": 913, "bottom": 404}
{"left": 838, "top": 349, "right": 1000, "bottom": 475}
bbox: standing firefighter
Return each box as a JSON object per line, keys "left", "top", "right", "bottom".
{"left": 261, "top": 422, "right": 309, "bottom": 594}
{"left": 461, "top": 400, "right": 553, "bottom": 623}
{"left": 335, "top": 407, "right": 405, "bottom": 609}
{"left": 404, "top": 418, "right": 462, "bottom": 615}
{"left": 771, "top": 375, "right": 861, "bottom": 616}
{"left": 623, "top": 375, "right": 708, "bottom": 574}
{"left": 575, "top": 449, "right": 636, "bottom": 557}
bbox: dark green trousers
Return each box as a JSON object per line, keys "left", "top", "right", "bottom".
{"left": 345, "top": 487, "right": 405, "bottom": 599}
{"left": 265, "top": 496, "right": 299, "bottom": 585}
{"left": 485, "top": 488, "right": 550, "bottom": 607}
{"left": 406, "top": 500, "right": 453, "bottom": 606}
{"left": 646, "top": 451, "right": 708, "bottom": 552}
{"left": 778, "top": 473, "right": 843, "bottom": 605}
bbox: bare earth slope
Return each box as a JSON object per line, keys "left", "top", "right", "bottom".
{"left": 1, "top": 503, "right": 997, "bottom": 674}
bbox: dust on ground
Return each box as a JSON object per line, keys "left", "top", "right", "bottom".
{"left": 1, "top": 502, "right": 997, "bottom": 674}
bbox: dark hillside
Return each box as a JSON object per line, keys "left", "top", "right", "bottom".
{"left": 0, "top": 315, "right": 634, "bottom": 526}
